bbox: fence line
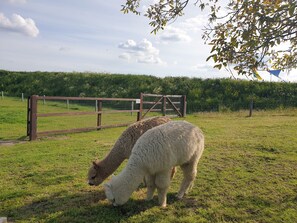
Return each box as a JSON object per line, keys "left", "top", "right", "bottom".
{"left": 27, "top": 95, "right": 141, "bottom": 140}
{"left": 1, "top": 91, "right": 27, "bottom": 101}
{"left": 27, "top": 93, "right": 187, "bottom": 141}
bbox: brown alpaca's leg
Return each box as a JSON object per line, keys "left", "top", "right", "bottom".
{"left": 170, "top": 167, "right": 176, "bottom": 180}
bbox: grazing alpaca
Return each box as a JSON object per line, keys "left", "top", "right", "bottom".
{"left": 88, "top": 116, "right": 171, "bottom": 186}
{"left": 104, "top": 121, "right": 204, "bottom": 207}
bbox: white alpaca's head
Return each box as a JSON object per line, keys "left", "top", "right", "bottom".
{"left": 104, "top": 176, "right": 131, "bottom": 206}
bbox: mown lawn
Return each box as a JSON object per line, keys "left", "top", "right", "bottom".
{"left": 0, "top": 97, "right": 297, "bottom": 222}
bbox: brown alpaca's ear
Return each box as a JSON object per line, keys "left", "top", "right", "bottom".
{"left": 93, "top": 161, "right": 100, "bottom": 169}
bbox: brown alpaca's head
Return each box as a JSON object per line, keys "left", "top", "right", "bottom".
{"left": 87, "top": 161, "right": 104, "bottom": 186}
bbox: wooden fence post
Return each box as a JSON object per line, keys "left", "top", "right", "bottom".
{"left": 97, "top": 100, "right": 102, "bottom": 129}
{"left": 180, "top": 95, "right": 187, "bottom": 117}
{"left": 131, "top": 101, "right": 134, "bottom": 116}
{"left": 27, "top": 96, "right": 31, "bottom": 136}
{"left": 162, "top": 96, "right": 167, "bottom": 116}
{"left": 29, "top": 95, "right": 38, "bottom": 141}
{"left": 249, "top": 98, "right": 253, "bottom": 117}
{"left": 137, "top": 93, "right": 143, "bottom": 121}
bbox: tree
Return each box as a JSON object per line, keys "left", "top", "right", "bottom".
{"left": 122, "top": 0, "right": 297, "bottom": 77}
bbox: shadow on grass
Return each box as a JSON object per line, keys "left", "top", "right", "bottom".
{"left": 7, "top": 190, "right": 175, "bottom": 223}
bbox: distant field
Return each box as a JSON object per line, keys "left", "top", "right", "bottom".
{"left": 1, "top": 97, "right": 297, "bottom": 222}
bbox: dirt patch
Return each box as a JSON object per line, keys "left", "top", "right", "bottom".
{"left": 41, "top": 136, "right": 69, "bottom": 141}
{"left": 0, "top": 140, "right": 26, "bottom": 146}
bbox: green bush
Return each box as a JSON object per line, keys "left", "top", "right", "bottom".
{"left": 1, "top": 70, "right": 297, "bottom": 112}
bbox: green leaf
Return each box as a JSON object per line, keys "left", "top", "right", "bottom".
{"left": 289, "top": 5, "right": 295, "bottom": 16}
{"left": 214, "top": 64, "right": 222, "bottom": 69}
{"left": 206, "top": 54, "right": 216, "bottom": 62}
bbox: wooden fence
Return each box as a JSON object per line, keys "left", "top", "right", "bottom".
{"left": 27, "top": 94, "right": 186, "bottom": 140}
{"left": 139, "top": 93, "right": 186, "bottom": 119}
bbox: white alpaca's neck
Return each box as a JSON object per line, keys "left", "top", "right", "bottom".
{"left": 113, "top": 164, "right": 145, "bottom": 198}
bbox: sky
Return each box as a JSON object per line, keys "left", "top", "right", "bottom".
{"left": 1, "top": 0, "right": 297, "bottom": 82}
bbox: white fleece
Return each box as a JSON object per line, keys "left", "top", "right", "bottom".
{"left": 104, "top": 121, "right": 204, "bottom": 207}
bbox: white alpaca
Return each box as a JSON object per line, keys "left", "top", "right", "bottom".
{"left": 104, "top": 121, "right": 204, "bottom": 207}
{"left": 88, "top": 116, "right": 171, "bottom": 186}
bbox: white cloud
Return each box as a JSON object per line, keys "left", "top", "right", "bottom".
{"left": 159, "top": 26, "right": 191, "bottom": 42}
{"left": 59, "top": 46, "right": 71, "bottom": 52}
{"left": 157, "top": 15, "right": 207, "bottom": 44}
{"left": 137, "top": 55, "right": 164, "bottom": 64}
{"left": 181, "top": 15, "right": 208, "bottom": 32}
{"left": 118, "top": 38, "right": 166, "bottom": 65}
{"left": 141, "top": 0, "right": 159, "bottom": 13}
{"left": 0, "top": 13, "right": 39, "bottom": 37}
{"left": 6, "top": 0, "right": 27, "bottom": 4}
{"left": 190, "top": 63, "right": 231, "bottom": 78}
{"left": 119, "top": 38, "right": 159, "bottom": 55}
{"left": 191, "top": 63, "right": 214, "bottom": 72}
{"left": 119, "top": 53, "right": 131, "bottom": 60}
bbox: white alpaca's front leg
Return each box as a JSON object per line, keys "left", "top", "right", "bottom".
{"left": 145, "top": 175, "right": 156, "bottom": 200}
{"left": 157, "top": 187, "right": 168, "bottom": 208}
{"left": 155, "top": 170, "right": 171, "bottom": 207}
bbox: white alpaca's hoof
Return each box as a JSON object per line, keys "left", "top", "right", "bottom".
{"left": 176, "top": 194, "right": 184, "bottom": 200}
{"left": 146, "top": 196, "right": 154, "bottom": 201}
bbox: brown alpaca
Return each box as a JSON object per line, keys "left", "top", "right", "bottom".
{"left": 88, "top": 116, "right": 172, "bottom": 186}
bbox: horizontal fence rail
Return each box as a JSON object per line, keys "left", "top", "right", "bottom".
{"left": 27, "top": 95, "right": 141, "bottom": 140}
{"left": 27, "top": 94, "right": 186, "bottom": 141}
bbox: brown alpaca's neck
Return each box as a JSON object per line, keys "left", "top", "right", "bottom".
{"left": 97, "top": 146, "right": 126, "bottom": 180}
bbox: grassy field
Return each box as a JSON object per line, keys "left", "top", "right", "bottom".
{"left": 0, "top": 97, "right": 297, "bottom": 223}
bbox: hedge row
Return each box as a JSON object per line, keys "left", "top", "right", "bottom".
{"left": 1, "top": 70, "right": 296, "bottom": 112}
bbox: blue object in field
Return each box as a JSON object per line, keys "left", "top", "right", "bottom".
{"left": 268, "top": 70, "right": 281, "bottom": 77}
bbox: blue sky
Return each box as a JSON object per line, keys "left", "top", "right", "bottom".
{"left": 1, "top": 0, "right": 296, "bottom": 82}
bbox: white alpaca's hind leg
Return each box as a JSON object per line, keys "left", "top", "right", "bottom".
{"left": 146, "top": 175, "right": 156, "bottom": 200}
{"left": 177, "top": 161, "right": 197, "bottom": 199}
{"left": 155, "top": 170, "right": 171, "bottom": 207}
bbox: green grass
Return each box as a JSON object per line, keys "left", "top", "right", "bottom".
{"left": 0, "top": 97, "right": 28, "bottom": 140}
{"left": 1, "top": 97, "right": 297, "bottom": 222}
{"left": 0, "top": 97, "right": 139, "bottom": 138}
